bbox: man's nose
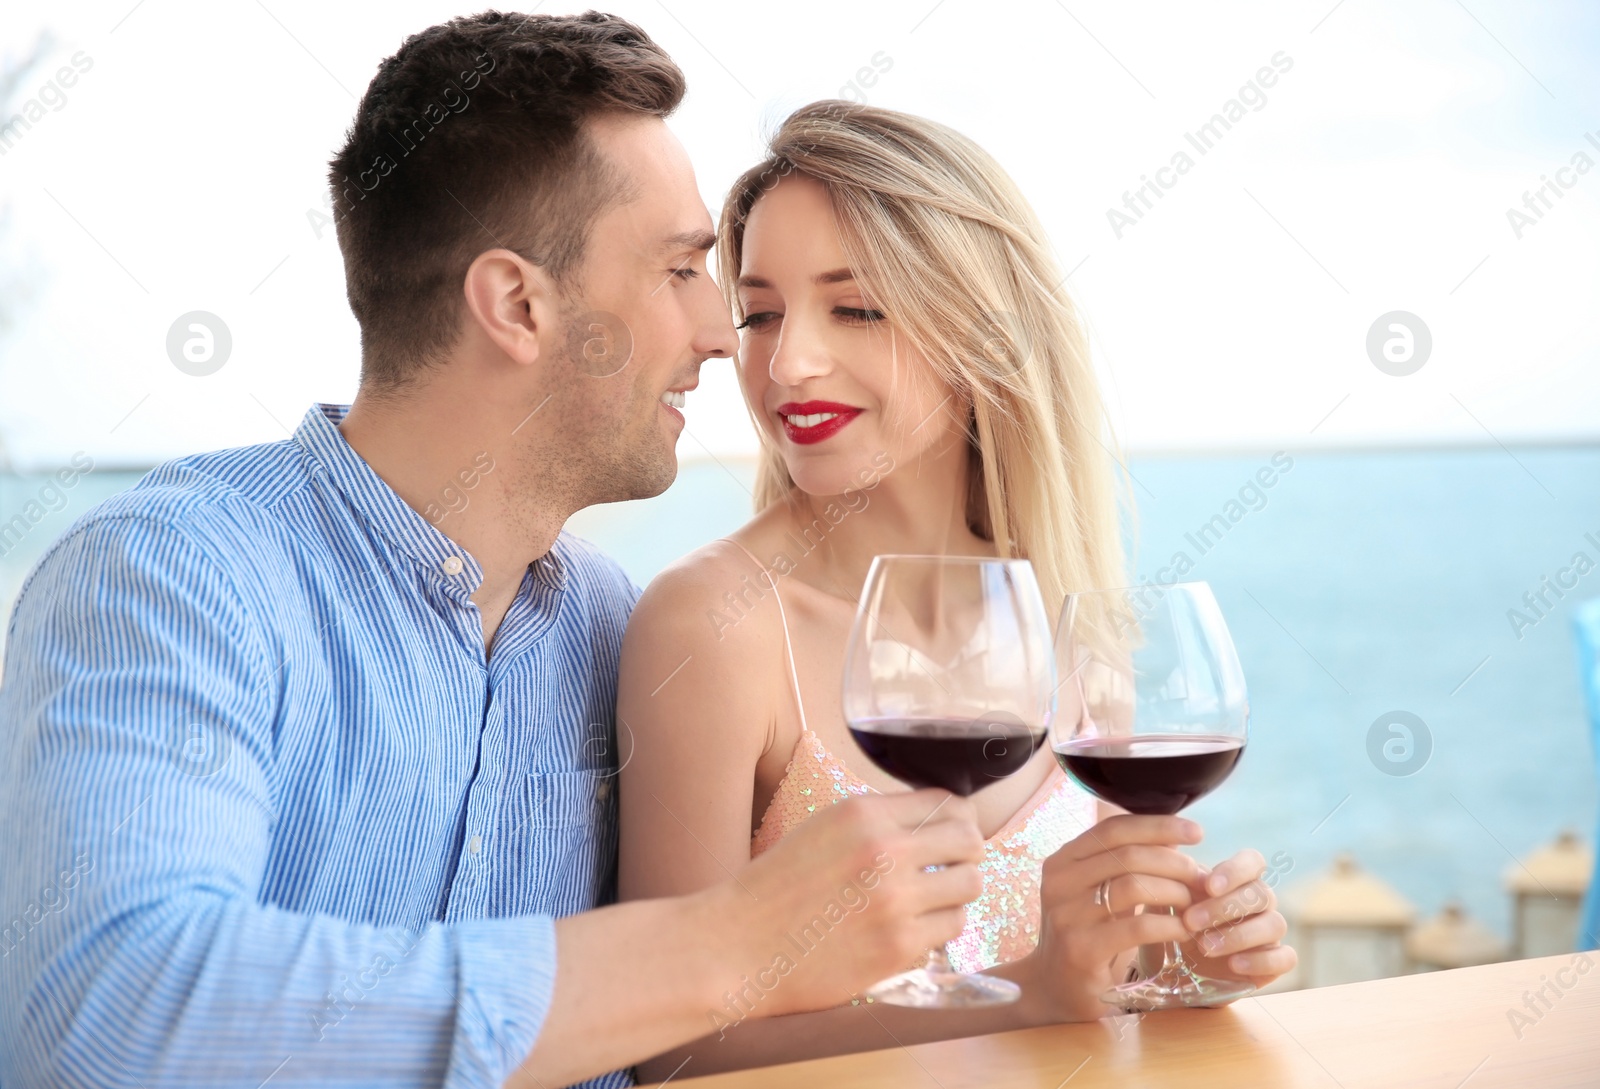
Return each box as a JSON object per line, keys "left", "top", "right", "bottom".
{"left": 694, "top": 290, "right": 738, "bottom": 361}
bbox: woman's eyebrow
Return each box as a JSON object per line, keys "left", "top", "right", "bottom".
{"left": 736, "top": 268, "right": 856, "bottom": 290}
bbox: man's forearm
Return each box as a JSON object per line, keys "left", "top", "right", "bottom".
{"left": 632, "top": 954, "right": 1051, "bottom": 1082}
{"left": 517, "top": 787, "right": 1002, "bottom": 1087}
{"left": 509, "top": 885, "right": 742, "bottom": 1089}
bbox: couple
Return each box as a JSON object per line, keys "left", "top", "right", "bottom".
{"left": 0, "top": 11, "right": 1293, "bottom": 1089}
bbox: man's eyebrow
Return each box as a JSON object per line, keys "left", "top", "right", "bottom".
{"left": 736, "top": 268, "right": 857, "bottom": 290}
{"left": 658, "top": 229, "right": 717, "bottom": 255}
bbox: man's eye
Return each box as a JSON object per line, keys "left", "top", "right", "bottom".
{"left": 836, "top": 306, "right": 886, "bottom": 323}
{"left": 671, "top": 267, "right": 700, "bottom": 281}
{"left": 735, "top": 312, "right": 778, "bottom": 330}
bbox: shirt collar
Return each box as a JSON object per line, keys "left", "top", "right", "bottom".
{"left": 295, "top": 404, "right": 566, "bottom": 595}
{"left": 293, "top": 403, "right": 489, "bottom": 595}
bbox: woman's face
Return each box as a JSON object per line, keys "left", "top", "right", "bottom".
{"left": 734, "top": 174, "right": 963, "bottom": 498}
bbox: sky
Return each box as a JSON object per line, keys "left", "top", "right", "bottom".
{"left": 1, "top": 0, "right": 1597, "bottom": 470}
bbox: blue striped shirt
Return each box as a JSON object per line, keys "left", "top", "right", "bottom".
{"left": 0, "top": 403, "right": 639, "bottom": 1088}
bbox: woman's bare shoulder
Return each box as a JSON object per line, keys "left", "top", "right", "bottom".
{"left": 623, "top": 528, "right": 786, "bottom": 668}
{"left": 619, "top": 529, "right": 788, "bottom": 766}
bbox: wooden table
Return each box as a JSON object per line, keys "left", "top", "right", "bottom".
{"left": 649, "top": 954, "right": 1597, "bottom": 1088}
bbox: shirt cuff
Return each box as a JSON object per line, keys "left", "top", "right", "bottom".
{"left": 447, "top": 913, "right": 559, "bottom": 1088}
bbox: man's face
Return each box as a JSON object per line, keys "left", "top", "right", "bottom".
{"left": 542, "top": 114, "right": 737, "bottom": 505}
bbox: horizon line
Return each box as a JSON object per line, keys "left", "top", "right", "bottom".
{"left": 2, "top": 434, "right": 1598, "bottom": 475}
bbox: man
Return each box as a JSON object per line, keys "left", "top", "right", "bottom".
{"left": 0, "top": 13, "right": 990, "bottom": 1087}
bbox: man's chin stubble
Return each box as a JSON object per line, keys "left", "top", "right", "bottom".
{"left": 580, "top": 442, "right": 678, "bottom": 507}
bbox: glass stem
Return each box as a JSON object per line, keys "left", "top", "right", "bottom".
{"left": 1139, "top": 906, "right": 1201, "bottom": 991}
{"left": 925, "top": 943, "right": 953, "bottom": 976}
{"left": 1164, "top": 906, "right": 1189, "bottom": 972}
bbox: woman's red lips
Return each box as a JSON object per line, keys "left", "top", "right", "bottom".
{"left": 776, "top": 401, "right": 863, "bottom": 446}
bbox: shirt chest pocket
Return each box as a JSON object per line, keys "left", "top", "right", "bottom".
{"left": 526, "top": 769, "right": 604, "bottom": 828}
{"left": 519, "top": 770, "right": 615, "bottom": 913}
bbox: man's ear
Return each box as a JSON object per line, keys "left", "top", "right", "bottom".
{"left": 461, "top": 249, "right": 561, "bottom": 368}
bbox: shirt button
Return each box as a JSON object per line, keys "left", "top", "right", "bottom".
{"left": 597, "top": 778, "right": 613, "bottom": 800}
{"left": 467, "top": 833, "right": 482, "bottom": 855}
{"left": 441, "top": 555, "right": 464, "bottom": 576}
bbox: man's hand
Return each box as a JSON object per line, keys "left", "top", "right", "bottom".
{"left": 515, "top": 788, "right": 982, "bottom": 1088}
{"left": 706, "top": 788, "right": 985, "bottom": 1019}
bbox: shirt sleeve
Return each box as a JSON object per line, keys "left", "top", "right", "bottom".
{"left": 0, "top": 513, "right": 555, "bottom": 1088}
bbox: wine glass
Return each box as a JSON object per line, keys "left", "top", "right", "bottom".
{"left": 1051, "top": 581, "right": 1254, "bottom": 1010}
{"left": 842, "top": 554, "right": 1057, "bottom": 1008}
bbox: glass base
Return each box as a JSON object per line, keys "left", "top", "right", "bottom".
{"left": 867, "top": 965, "right": 1022, "bottom": 1009}
{"left": 1102, "top": 964, "right": 1258, "bottom": 1011}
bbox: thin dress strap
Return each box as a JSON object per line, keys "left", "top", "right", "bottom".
{"left": 716, "top": 538, "right": 810, "bottom": 735}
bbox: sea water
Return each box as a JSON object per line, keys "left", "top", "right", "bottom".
{"left": 4, "top": 445, "right": 1596, "bottom": 942}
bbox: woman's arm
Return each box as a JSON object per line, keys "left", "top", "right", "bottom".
{"left": 617, "top": 549, "right": 771, "bottom": 908}
{"left": 618, "top": 552, "right": 1060, "bottom": 1079}
{"left": 617, "top": 552, "right": 1290, "bottom": 1081}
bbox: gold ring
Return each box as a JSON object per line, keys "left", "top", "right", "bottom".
{"left": 1095, "top": 877, "right": 1114, "bottom": 919}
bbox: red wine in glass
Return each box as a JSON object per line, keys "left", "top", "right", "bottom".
{"left": 842, "top": 555, "right": 1058, "bottom": 1009}
{"left": 850, "top": 717, "right": 1047, "bottom": 796}
{"left": 1054, "top": 735, "right": 1244, "bottom": 815}
{"left": 1052, "top": 581, "right": 1256, "bottom": 1011}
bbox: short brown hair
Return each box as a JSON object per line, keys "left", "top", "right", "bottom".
{"left": 329, "top": 10, "right": 684, "bottom": 391}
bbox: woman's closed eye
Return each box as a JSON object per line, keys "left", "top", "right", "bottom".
{"left": 735, "top": 305, "right": 887, "bottom": 332}
{"left": 735, "top": 310, "right": 779, "bottom": 331}
{"left": 835, "top": 306, "right": 885, "bottom": 324}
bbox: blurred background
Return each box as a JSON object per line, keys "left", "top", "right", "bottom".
{"left": 3, "top": 0, "right": 1597, "bottom": 988}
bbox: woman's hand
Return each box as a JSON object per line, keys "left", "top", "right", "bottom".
{"left": 1016, "top": 814, "right": 1208, "bottom": 1023}
{"left": 1016, "top": 823, "right": 1298, "bottom": 1024}
{"left": 1177, "top": 849, "right": 1297, "bottom": 989}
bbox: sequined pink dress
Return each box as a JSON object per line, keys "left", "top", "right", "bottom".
{"left": 726, "top": 540, "right": 1098, "bottom": 974}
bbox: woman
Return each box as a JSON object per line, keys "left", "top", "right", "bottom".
{"left": 617, "top": 101, "right": 1295, "bottom": 1078}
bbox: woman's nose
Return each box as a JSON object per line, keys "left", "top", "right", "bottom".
{"left": 766, "top": 314, "right": 833, "bottom": 388}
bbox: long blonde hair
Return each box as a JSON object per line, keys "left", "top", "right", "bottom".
{"left": 717, "top": 100, "right": 1133, "bottom": 615}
